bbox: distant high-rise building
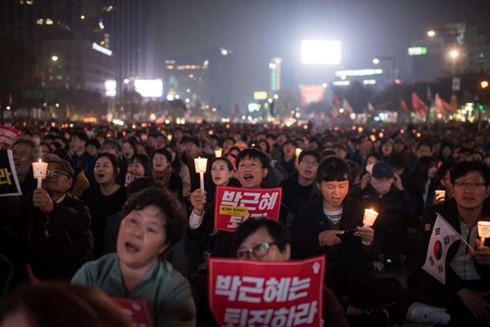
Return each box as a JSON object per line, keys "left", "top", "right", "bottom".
{"left": 269, "top": 57, "right": 282, "bottom": 93}
{"left": 202, "top": 47, "right": 234, "bottom": 114}
{"left": 101, "top": 0, "right": 157, "bottom": 94}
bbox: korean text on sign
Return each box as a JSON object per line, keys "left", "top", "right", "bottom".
{"left": 209, "top": 256, "right": 325, "bottom": 326}
{"left": 0, "top": 149, "right": 22, "bottom": 197}
{"left": 214, "top": 186, "right": 282, "bottom": 232}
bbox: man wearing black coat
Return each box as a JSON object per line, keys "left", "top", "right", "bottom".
{"left": 0, "top": 155, "right": 93, "bottom": 286}
{"left": 408, "top": 161, "right": 490, "bottom": 325}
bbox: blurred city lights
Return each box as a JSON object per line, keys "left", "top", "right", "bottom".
{"left": 301, "top": 40, "right": 341, "bottom": 65}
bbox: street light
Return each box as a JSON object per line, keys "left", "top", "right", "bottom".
{"left": 51, "top": 55, "right": 59, "bottom": 62}
{"left": 427, "top": 30, "right": 436, "bottom": 37}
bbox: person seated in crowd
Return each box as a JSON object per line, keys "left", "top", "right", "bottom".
{"left": 332, "top": 142, "right": 361, "bottom": 184}
{"left": 280, "top": 150, "right": 321, "bottom": 218}
{"left": 10, "top": 137, "right": 40, "bottom": 199}
{"left": 72, "top": 187, "right": 196, "bottom": 327}
{"left": 434, "top": 162, "right": 455, "bottom": 204}
{"left": 101, "top": 139, "right": 126, "bottom": 185}
{"left": 163, "top": 145, "right": 192, "bottom": 198}
{"left": 291, "top": 156, "right": 405, "bottom": 326}
{"left": 407, "top": 160, "right": 490, "bottom": 326}
{"left": 349, "top": 161, "right": 418, "bottom": 268}
{"left": 69, "top": 130, "right": 96, "bottom": 184}
{"left": 126, "top": 154, "right": 153, "bottom": 183}
{"left": 0, "top": 282, "right": 132, "bottom": 327}
{"left": 0, "top": 155, "right": 93, "bottom": 285}
{"left": 405, "top": 156, "right": 439, "bottom": 223}
{"left": 205, "top": 157, "right": 240, "bottom": 205}
{"left": 276, "top": 140, "right": 297, "bottom": 178}
{"left": 232, "top": 217, "right": 349, "bottom": 327}
{"left": 151, "top": 148, "right": 183, "bottom": 199}
{"left": 189, "top": 148, "right": 288, "bottom": 258}
{"left": 81, "top": 153, "right": 127, "bottom": 258}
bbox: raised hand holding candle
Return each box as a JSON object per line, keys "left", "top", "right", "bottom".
{"left": 363, "top": 208, "right": 379, "bottom": 227}
{"left": 477, "top": 221, "right": 490, "bottom": 248}
{"left": 32, "top": 159, "right": 48, "bottom": 189}
{"left": 215, "top": 148, "right": 223, "bottom": 158}
{"left": 194, "top": 157, "right": 208, "bottom": 191}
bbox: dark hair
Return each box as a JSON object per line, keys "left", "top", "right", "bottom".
{"left": 450, "top": 160, "right": 489, "bottom": 185}
{"left": 0, "top": 282, "right": 131, "bottom": 327}
{"left": 298, "top": 150, "right": 321, "bottom": 164}
{"left": 127, "top": 177, "right": 165, "bottom": 196}
{"left": 236, "top": 148, "right": 268, "bottom": 169}
{"left": 211, "top": 156, "right": 234, "bottom": 171}
{"left": 409, "top": 156, "right": 437, "bottom": 190}
{"left": 123, "top": 140, "right": 138, "bottom": 155}
{"left": 87, "top": 139, "right": 101, "bottom": 149}
{"left": 95, "top": 153, "right": 120, "bottom": 178}
{"left": 71, "top": 130, "right": 89, "bottom": 144}
{"left": 437, "top": 162, "right": 454, "bottom": 180}
{"left": 321, "top": 149, "right": 336, "bottom": 158}
{"left": 102, "top": 139, "right": 122, "bottom": 153}
{"left": 416, "top": 139, "right": 432, "bottom": 152}
{"left": 180, "top": 136, "right": 200, "bottom": 148}
{"left": 332, "top": 142, "right": 347, "bottom": 151}
{"left": 232, "top": 217, "right": 290, "bottom": 255}
{"left": 152, "top": 148, "right": 173, "bottom": 164}
{"left": 388, "top": 153, "right": 406, "bottom": 170}
{"left": 128, "top": 154, "right": 153, "bottom": 177}
{"left": 122, "top": 188, "right": 186, "bottom": 250}
{"left": 316, "top": 156, "right": 351, "bottom": 183}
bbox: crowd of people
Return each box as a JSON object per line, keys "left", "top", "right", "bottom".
{"left": 0, "top": 120, "right": 489, "bottom": 326}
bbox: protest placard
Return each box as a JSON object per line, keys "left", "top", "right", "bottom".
{"left": 113, "top": 298, "right": 153, "bottom": 327}
{"left": 0, "top": 149, "right": 21, "bottom": 197}
{"left": 214, "top": 186, "right": 282, "bottom": 232}
{"left": 209, "top": 256, "right": 325, "bottom": 326}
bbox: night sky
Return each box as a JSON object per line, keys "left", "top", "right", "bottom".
{"left": 155, "top": 0, "right": 490, "bottom": 106}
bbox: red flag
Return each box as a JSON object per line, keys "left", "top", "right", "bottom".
{"left": 400, "top": 99, "right": 409, "bottom": 113}
{"left": 331, "top": 96, "right": 340, "bottom": 108}
{"left": 435, "top": 93, "right": 452, "bottom": 113}
{"left": 411, "top": 92, "right": 428, "bottom": 117}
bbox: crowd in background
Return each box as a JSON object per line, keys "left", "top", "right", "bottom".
{"left": 0, "top": 119, "right": 489, "bottom": 326}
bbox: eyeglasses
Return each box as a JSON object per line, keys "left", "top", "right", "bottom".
{"left": 237, "top": 242, "right": 276, "bottom": 259}
{"left": 47, "top": 169, "right": 69, "bottom": 177}
{"left": 453, "top": 182, "right": 486, "bottom": 189}
{"left": 299, "top": 160, "right": 318, "bottom": 167}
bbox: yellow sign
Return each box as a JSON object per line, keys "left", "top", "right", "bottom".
{"left": 219, "top": 205, "right": 249, "bottom": 217}
{"left": 253, "top": 91, "right": 268, "bottom": 100}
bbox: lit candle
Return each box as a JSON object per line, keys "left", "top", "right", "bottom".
{"left": 295, "top": 148, "right": 302, "bottom": 158}
{"left": 32, "top": 159, "right": 48, "bottom": 189}
{"left": 215, "top": 148, "right": 223, "bottom": 158}
{"left": 477, "top": 221, "right": 490, "bottom": 248}
{"left": 363, "top": 208, "right": 379, "bottom": 227}
{"left": 194, "top": 157, "right": 208, "bottom": 191}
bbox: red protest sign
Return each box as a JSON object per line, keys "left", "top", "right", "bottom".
{"left": 0, "top": 126, "right": 20, "bottom": 149}
{"left": 214, "top": 186, "right": 282, "bottom": 232}
{"left": 113, "top": 298, "right": 153, "bottom": 327}
{"left": 208, "top": 256, "right": 325, "bottom": 326}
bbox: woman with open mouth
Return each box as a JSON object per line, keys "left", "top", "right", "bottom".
{"left": 82, "top": 153, "right": 127, "bottom": 258}
{"left": 72, "top": 187, "right": 196, "bottom": 327}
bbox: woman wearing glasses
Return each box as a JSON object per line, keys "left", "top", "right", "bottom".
{"left": 233, "top": 217, "right": 349, "bottom": 327}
